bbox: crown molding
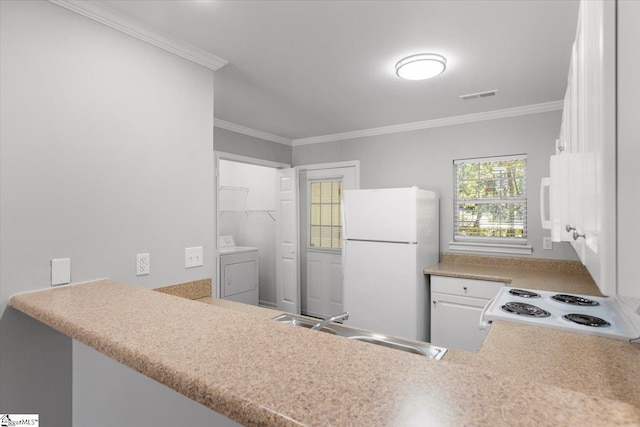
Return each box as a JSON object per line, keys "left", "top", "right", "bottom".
{"left": 48, "top": 0, "right": 227, "bottom": 71}
{"left": 292, "top": 100, "right": 564, "bottom": 146}
{"left": 214, "top": 119, "right": 292, "bottom": 146}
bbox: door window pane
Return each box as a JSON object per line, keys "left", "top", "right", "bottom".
{"left": 309, "top": 180, "right": 343, "bottom": 249}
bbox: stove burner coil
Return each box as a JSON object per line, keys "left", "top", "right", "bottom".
{"left": 500, "top": 302, "right": 551, "bottom": 318}
{"left": 508, "top": 289, "right": 541, "bottom": 298}
{"left": 562, "top": 314, "right": 611, "bottom": 327}
{"left": 551, "top": 294, "right": 600, "bottom": 306}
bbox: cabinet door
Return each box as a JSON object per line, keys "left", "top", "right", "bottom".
{"left": 617, "top": 0, "right": 640, "bottom": 298}
{"left": 430, "top": 292, "right": 491, "bottom": 353}
{"left": 567, "top": 152, "right": 586, "bottom": 262}
{"left": 579, "top": 0, "right": 616, "bottom": 295}
{"left": 554, "top": 0, "right": 616, "bottom": 295}
{"left": 549, "top": 154, "right": 570, "bottom": 242}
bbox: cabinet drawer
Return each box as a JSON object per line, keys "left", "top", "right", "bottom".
{"left": 430, "top": 276, "right": 505, "bottom": 299}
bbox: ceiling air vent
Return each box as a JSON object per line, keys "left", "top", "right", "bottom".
{"left": 459, "top": 90, "right": 498, "bottom": 101}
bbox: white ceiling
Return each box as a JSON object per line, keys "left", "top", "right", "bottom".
{"left": 95, "top": 0, "right": 579, "bottom": 142}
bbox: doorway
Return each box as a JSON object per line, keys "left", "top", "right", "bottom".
{"left": 215, "top": 152, "right": 290, "bottom": 307}
{"left": 298, "top": 162, "right": 358, "bottom": 319}
{"left": 215, "top": 154, "right": 359, "bottom": 316}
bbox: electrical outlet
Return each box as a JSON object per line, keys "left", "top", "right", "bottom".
{"left": 543, "top": 237, "right": 553, "bottom": 250}
{"left": 136, "top": 253, "right": 150, "bottom": 276}
{"left": 185, "top": 246, "right": 203, "bottom": 269}
{"left": 51, "top": 258, "right": 71, "bottom": 286}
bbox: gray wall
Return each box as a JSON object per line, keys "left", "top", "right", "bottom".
{"left": 293, "top": 111, "right": 578, "bottom": 261}
{"left": 0, "top": 1, "right": 224, "bottom": 425}
{"left": 215, "top": 127, "right": 292, "bottom": 165}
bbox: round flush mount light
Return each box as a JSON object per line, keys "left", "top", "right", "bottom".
{"left": 395, "top": 53, "right": 447, "bottom": 80}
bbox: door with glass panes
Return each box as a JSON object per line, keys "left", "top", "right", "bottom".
{"left": 300, "top": 166, "right": 356, "bottom": 319}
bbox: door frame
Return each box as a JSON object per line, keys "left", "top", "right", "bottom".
{"left": 214, "top": 151, "right": 291, "bottom": 299}
{"left": 297, "top": 161, "right": 360, "bottom": 316}
{"left": 296, "top": 161, "right": 360, "bottom": 190}
{"left": 296, "top": 161, "right": 360, "bottom": 255}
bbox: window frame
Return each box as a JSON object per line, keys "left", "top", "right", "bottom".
{"left": 450, "top": 154, "right": 533, "bottom": 255}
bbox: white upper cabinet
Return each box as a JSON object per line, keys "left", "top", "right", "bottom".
{"left": 551, "top": 0, "right": 616, "bottom": 296}
{"left": 580, "top": 0, "right": 617, "bottom": 297}
{"left": 617, "top": 0, "right": 640, "bottom": 299}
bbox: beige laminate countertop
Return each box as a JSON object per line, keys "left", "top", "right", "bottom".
{"left": 425, "top": 257, "right": 640, "bottom": 409}
{"left": 424, "top": 261, "right": 603, "bottom": 295}
{"left": 9, "top": 279, "right": 640, "bottom": 426}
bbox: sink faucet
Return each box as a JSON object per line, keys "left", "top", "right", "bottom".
{"left": 311, "top": 312, "right": 349, "bottom": 330}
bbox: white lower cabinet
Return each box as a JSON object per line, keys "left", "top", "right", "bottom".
{"left": 430, "top": 276, "right": 505, "bottom": 352}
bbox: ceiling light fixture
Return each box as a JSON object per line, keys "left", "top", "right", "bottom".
{"left": 395, "top": 53, "right": 447, "bottom": 81}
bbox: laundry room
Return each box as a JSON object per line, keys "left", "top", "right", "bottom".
{"left": 217, "top": 158, "right": 278, "bottom": 307}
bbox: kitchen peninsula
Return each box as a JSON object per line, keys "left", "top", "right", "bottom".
{"left": 9, "top": 279, "right": 639, "bottom": 426}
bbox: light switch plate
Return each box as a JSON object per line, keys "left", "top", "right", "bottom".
{"left": 51, "top": 258, "right": 71, "bottom": 286}
{"left": 185, "top": 246, "right": 203, "bottom": 268}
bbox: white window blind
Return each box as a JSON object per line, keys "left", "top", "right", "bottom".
{"left": 453, "top": 154, "right": 527, "bottom": 244}
{"left": 309, "top": 180, "right": 342, "bottom": 249}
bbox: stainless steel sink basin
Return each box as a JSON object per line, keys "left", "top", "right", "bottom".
{"left": 346, "top": 335, "right": 446, "bottom": 359}
{"left": 272, "top": 314, "right": 447, "bottom": 360}
{"left": 272, "top": 314, "right": 338, "bottom": 334}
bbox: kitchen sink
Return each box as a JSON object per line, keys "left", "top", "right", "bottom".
{"left": 272, "top": 314, "right": 447, "bottom": 360}
{"left": 346, "top": 335, "right": 446, "bottom": 359}
{"left": 272, "top": 314, "right": 338, "bottom": 334}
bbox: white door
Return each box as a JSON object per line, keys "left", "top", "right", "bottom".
{"left": 275, "top": 168, "right": 300, "bottom": 314}
{"left": 300, "top": 165, "right": 357, "bottom": 319}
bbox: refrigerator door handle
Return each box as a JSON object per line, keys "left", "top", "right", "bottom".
{"left": 340, "top": 195, "right": 347, "bottom": 296}
{"left": 341, "top": 197, "right": 349, "bottom": 288}
{"left": 341, "top": 197, "right": 347, "bottom": 241}
{"left": 342, "top": 239, "right": 348, "bottom": 283}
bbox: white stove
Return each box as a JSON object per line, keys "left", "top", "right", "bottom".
{"left": 482, "top": 287, "right": 640, "bottom": 341}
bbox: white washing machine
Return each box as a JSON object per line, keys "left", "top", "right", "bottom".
{"left": 218, "top": 235, "right": 259, "bottom": 306}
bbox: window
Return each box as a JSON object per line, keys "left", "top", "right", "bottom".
{"left": 309, "top": 180, "right": 342, "bottom": 249}
{"left": 453, "top": 155, "right": 527, "bottom": 246}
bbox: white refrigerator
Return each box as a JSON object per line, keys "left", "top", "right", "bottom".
{"left": 342, "top": 187, "right": 439, "bottom": 342}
